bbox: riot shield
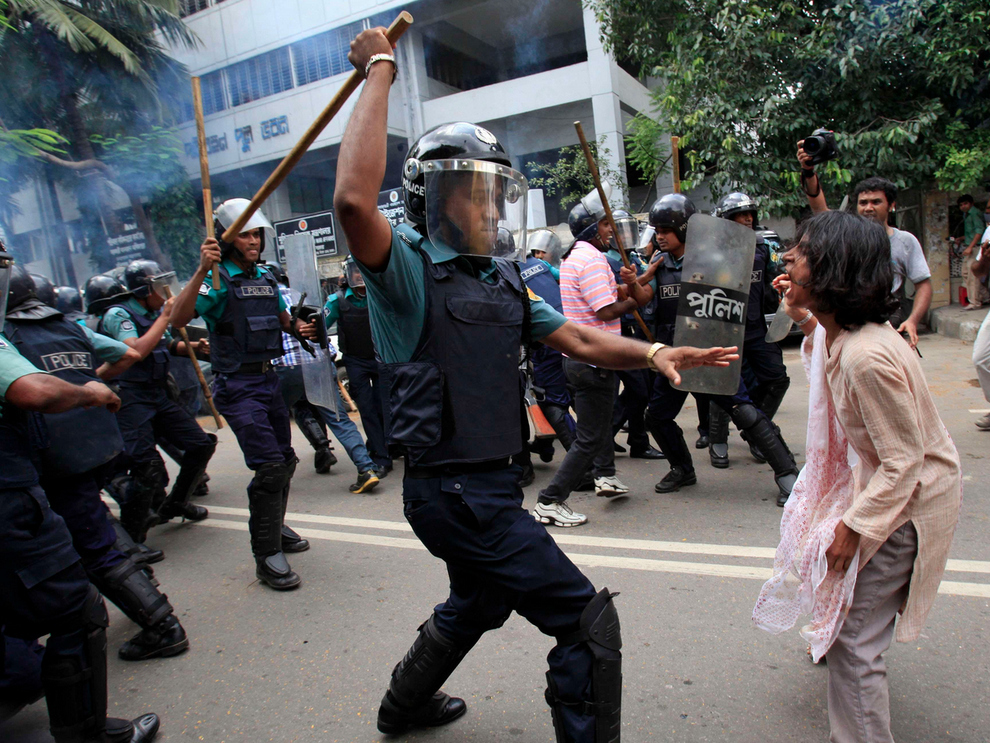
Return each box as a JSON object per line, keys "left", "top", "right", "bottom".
{"left": 672, "top": 214, "right": 756, "bottom": 395}
{"left": 282, "top": 233, "right": 338, "bottom": 414}
{"left": 0, "top": 250, "right": 12, "bottom": 333}
{"left": 764, "top": 304, "right": 794, "bottom": 343}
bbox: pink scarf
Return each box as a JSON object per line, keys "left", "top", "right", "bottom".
{"left": 752, "top": 324, "right": 860, "bottom": 662}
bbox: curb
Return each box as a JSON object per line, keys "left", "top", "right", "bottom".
{"left": 930, "top": 305, "right": 988, "bottom": 342}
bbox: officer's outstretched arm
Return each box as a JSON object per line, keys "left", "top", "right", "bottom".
{"left": 96, "top": 346, "right": 142, "bottom": 380}
{"left": 334, "top": 28, "right": 396, "bottom": 273}
{"left": 543, "top": 320, "right": 737, "bottom": 385}
{"left": 5, "top": 374, "right": 121, "bottom": 414}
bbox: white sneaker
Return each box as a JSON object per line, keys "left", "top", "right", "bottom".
{"left": 533, "top": 501, "right": 588, "bottom": 528}
{"left": 594, "top": 476, "right": 630, "bottom": 498}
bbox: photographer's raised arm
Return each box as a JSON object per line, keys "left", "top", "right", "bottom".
{"left": 797, "top": 141, "right": 829, "bottom": 214}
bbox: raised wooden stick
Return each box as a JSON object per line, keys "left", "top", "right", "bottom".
{"left": 162, "top": 284, "right": 223, "bottom": 429}
{"left": 191, "top": 76, "right": 221, "bottom": 291}
{"left": 671, "top": 136, "right": 682, "bottom": 194}
{"left": 220, "top": 11, "right": 414, "bottom": 243}
{"left": 574, "top": 122, "right": 656, "bottom": 343}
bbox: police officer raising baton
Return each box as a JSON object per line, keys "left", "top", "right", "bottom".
{"left": 333, "top": 25, "right": 738, "bottom": 741}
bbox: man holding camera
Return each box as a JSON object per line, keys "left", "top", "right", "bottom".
{"left": 798, "top": 133, "right": 932, "bottom": 348}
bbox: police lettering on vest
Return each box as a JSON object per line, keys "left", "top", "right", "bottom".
{"left": 6, "top": 316, "right": 123, "bottom": 475}
{"left": 209, "top": 264, "right": 284, "bottom": 374}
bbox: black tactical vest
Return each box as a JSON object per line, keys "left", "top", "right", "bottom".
{"left": 383, "top": 228, "right": 528, "bottom": 466}
{"left": 6, "top": 316, "right": 124, "bottom": 476}
{"left": 520, "top": 256, "right": 563, "bottom": 313}
{"left": 100, "top": 302, "right": 169, "bottom": 386}
{"left": 336, "top": 290, "right": 376, "bottom": 360}
{"left": 653, "top": 257, "right": 683, "bottom": 345}
{"left": 0, "top": 335, "right": 40, "bottom": 489}
{"left": 746, "top": 237, "right": 770, "bottom": 339}
{"left": 209, "top": 263, "right": 284, "bottom": 374}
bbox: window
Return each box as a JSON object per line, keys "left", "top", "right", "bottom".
{"left": 291, "top": 22, "right": 363, "bottom": 86}
{"left": 179, "top": 0, "right": 210, "bottom": 17}
{"left": 175, "top": 69, "right": 226, "bottom": 123}
{"left": 227, "top": 47, "right": 293, "bottom": 107}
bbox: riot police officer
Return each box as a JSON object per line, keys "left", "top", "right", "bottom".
{"left": 324, "top": 255, "right": 391, "bottom": 475}
{"left": 334, "top": 27, "right": 736, "bottom": 741}
{"left": 4, "top": 266, "right": 190, "bottom": 661}
{"left": 170, "top": 200, "right": 320, "bottom": 591}
{"left": 706, "top": 192, "right": 792, "bottom": 474}
{"left": 519, "top": 230, "right": 576, "bottom": 456}
{"left": 54, "top": 285, "right": 86, "bottom": 325}
{"left": 29, "top": 272, "right": 56, "bottom": 306}
{"left": 0, "top": 249, "right": 161, "bottom": 743}
{"left": 640, "top": 194, "right": 798, "bottom": 505}
{"left": 601, "top": 210, "right": 664, "bottom": 460}
{"left": 98, "top": 260, "right": 216, "bottom": 542}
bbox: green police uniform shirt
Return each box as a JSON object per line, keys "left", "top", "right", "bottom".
{"left": 102, "top": 297, "right": 173, "bottom": 346}
{"left": 194, "top": 259, "right": 288, "bottom": 332}
{"left": 0, "top": 335, "right": 43, "bottom": 401}
{"left": 356, "top": 225, "right": 567, "bottom": 365}
{"left": 323, "top": 286, "right": 368, "bottom": 328}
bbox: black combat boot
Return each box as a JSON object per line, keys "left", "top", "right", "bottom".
{"left": 250, "top": 462, "right": 301, "bottom": 590}
{"left": 377, "top": 615, "right": 474, "bottom": 734}
{"left": 157, "top": 436, "right": 215, "bottom": 524}
{"left": 707, "top": 402, "right": 730, "bottom": 468}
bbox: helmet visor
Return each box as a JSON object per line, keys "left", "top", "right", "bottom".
{"left": 580, "top": 181, "right": 612, "bottom": 222}
{"left": 529, "top": 230, "right": 563, "bottom": 267}
{"left": 612, "top": 216, "right": 640, "bottom": 252}
{"left": 150, "top": 271, "right": 180, "bottom": 300}
{"left": 0, "top": 252, "right": 12, "bottom": 334}
{"left": 214, "top": 198, "right": 276, "bottom": 244}
{"left": 424, "top": 160, "right": 528, "bottom": 261}
{"left": 637, "top": 225, "right": 656, "bottom": 252}
{"left": 345, "top": 259, "right": 365, "bottom": 288}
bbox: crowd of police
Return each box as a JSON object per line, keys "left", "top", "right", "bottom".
{"left": 1, "top": 22, "right": 924, "bottom": 743}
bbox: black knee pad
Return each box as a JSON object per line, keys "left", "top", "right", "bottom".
{"left": 252, "top": 461, "right": 291, "bottom": 494}
{"left": 547, "top": 588, "right": 622, "bottom": 743}
{"left": 729, "top": 402, "right": 762, "bottom": 431}
{"left": 90, "top": 558, "right": 172, "bottom": 630}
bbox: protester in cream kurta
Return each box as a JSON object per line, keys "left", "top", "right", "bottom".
{"left": 778, "top": 210, "right": 961, "bottom": 743}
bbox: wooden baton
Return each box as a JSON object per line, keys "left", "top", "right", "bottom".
{"left": 671, "top": 136, "right": 681, "bottom": 194}
{"left": 162, "top": 285, "right": 223, "bottom": 429}
{"left": 191, "top": 76, "right": 221, "bottom": 292}
{"left": 220, "top": 11, "right": 414, "bottom": 244}
{"left": 573, "top": 122, "right": 656, "bottom": 343}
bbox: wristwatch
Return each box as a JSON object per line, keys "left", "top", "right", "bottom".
{"left": 646, "top": 342, "right": 667, "bottom": 367}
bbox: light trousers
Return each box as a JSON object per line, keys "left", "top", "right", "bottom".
{"left": 826, "top": 522, "right": 917, "bottom": 743}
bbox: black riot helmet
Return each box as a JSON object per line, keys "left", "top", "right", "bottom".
{"left": 568, "top": 202, "right": 597, "bottom": 239}
{"left": 123, "top": 259, "right": 164, "bottom": 299}
{"left": 9, "top": 263, "right": 37, "bottom": 310}
{"left": 84, "top": 274, "right": 127, "bottom": 314}
{"left": 649, "top": 194, "right": 697, "bottom": 244}
{"left": 402, "top": 122, "right": 513, "bottom": 228}
{"left": 54, "top": 286, "right": 83, "bottom": 314}
{"left": 714, "top": 192, "right": 759, "bottom": 226}
{"left": 262, "top": 261, "right": 288, "bottom": 286}
{"left": 29, "top": 273, "right": 56, "bottom": 306}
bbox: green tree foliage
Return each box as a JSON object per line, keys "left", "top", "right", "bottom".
{"left": 590, "top": 0, "right": 990, "bottom": 215}
{"left": 527, "top": 137, "right": 628, "bottom": 210}
{"left": 0, "top": 0, "right": 197, "bottom": 273}
{"left": 90, "top": 128, "right": 201, "bottom": 277}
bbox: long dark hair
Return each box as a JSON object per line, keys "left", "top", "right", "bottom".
{"left": 794, "top": 211, "right": 899, "bottom": 329}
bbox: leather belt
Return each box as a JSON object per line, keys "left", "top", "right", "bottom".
{"left": 404, "top": 457, "right": 511, "bottom": 479}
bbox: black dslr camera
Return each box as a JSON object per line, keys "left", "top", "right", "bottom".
{"left": 802, "top": 128, "right": 839, "bottom": 166}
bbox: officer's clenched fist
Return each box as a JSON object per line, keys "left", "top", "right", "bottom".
{"left": 199, "top": 238, "right": 222, "bottom": 274}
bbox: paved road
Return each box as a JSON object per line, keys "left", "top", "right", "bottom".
{"left": 4, "top": 333, "right": 989, "bottom": 742}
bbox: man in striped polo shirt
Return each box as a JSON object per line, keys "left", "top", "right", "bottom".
{"left": 534, "top": 192, "right": 651, "bottom": 527}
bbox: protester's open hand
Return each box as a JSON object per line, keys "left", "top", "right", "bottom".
{"left": 897, "top": 318, "right": 919, "bottom": 349}
{"left": 651, "top": 346, "right": 739, "bottom": 386}
{"left": 82, "top": 381, "right": 121, "bottom": 413}
{"left": 826, "top": 520, "right": 860, "bottom": 575}
{"left": 348, "top": 27, "right": 394, "bottom": 77}
{"left": 200, "top": 238, "right": 221, "bottom": 274}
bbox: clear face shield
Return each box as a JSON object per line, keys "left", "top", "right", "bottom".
{"left": 529, "top": 229, "right": 563, "bottom": 268}
{"left": 580, "top": 181, "right": 612, "bottom": 222}
{"left": 0, "top": 251, "right": 13, "bottom": 334}
{"left": 611, "top": 216, "right": 640, "bottom": 252}
{"left": 150, "top": 271, "right": 180, "bottom": 301}
{"left": 637, "top": 225, "right": 657, "bottom": 255}
{"left": 344, "top": 258, "right": 365, "bottom": 289}
{"left": 423, "top": 160, "right": 528, "bottom": 261}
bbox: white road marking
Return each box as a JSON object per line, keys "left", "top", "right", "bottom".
{"left": 968, "top": 409, "right": 990, "bottom": 413}
{"left": 188, "top": 517, "right": 990, "bottom": 598}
